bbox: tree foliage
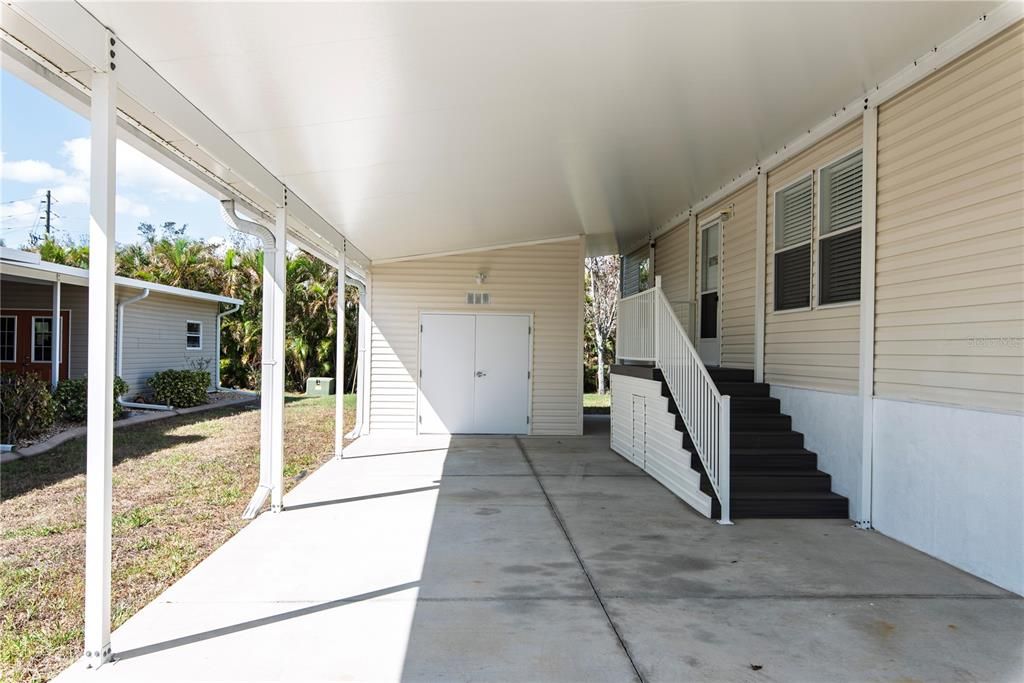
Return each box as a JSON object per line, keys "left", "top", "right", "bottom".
{"left": 584, "top": 255, "right": 619, "bottom": 394}
{"left": 29, "top": 228, "right": 359, "bottom": 394}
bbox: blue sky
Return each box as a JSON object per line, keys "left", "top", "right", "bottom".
{"left": 1, "top": 69, "right": 234, "bottom": 249}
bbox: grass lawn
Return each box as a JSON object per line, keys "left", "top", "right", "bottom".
{"left": 583, "top": 392, "right": 611, "bottom": 408}
{"left": 0, "top": 394, "right": 355, "bottom": 683}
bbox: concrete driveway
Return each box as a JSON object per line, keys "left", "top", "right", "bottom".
{"left": 58, "top": 419, "right": 1023, "bottom": 682}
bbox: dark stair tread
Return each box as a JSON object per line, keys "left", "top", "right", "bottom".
{"left": 730, "top": 397, "right": 782, "bottom": 413}
{"left": 731, "top": 491, "right": 847, "bottom": 501}
{"left": 731, "top": 447, "right": 817, "bottom": 456}
{"left": 732, "top": 468, "right": 829, "bottom": 477}
{"left": 706, "top": 367, "right": 755, "bottom": 382}
{"left": 715, "top": 381, "right": 771, "bottom": 396}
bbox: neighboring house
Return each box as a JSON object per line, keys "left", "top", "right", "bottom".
{"left": 0, "top": 248, "right": 241, "bottom": 398}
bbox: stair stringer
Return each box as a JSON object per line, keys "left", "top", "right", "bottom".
{"left": 610, "top": 373, "right": 713, "bottom": 518}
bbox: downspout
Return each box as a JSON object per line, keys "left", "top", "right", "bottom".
{"left": 221, "top": 199, "right": 279, "bottom": 519}
{"left": 215, "top": 303, "right": 241, "bottom": 390}
{"left": 115, "top": 288, "right": 173, "bottom": 411}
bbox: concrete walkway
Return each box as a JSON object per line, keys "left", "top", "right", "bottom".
{"left": 59, "top": 422, "right": 1022, "bottom": 682}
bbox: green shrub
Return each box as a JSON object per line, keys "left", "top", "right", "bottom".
{"left": 148, "top": 369, "right": 210, "bottom": 408}
{"left": 0, "top": 372, "right": 55, "bottom": 443}
{"left": 54, "top": 375, "right": 130, "bottom": 422}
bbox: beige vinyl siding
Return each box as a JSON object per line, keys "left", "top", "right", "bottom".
{"left": 653, "top": 222, "right": 693, "bottom": 335}
{"left": 874, "top": 23, "right": 1024, "bottom": 413}
{"left": 368, "top": 238, "right": 584, "bottom": 435}
{"left": 700, "top": 182, "right": 757, "bottom": 369}
{"left": 0, "top": 280, "right": 88, "bottom": 378}
{"left": 118, "top": 291, "right": 220, "bottom": 397}
{"left": 765, "top": 120, "right": 863, "bottom": 393}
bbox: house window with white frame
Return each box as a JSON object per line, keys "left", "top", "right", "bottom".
{"left": 32, "top": 317, "right": 54, "bottom": 362}
{"left": 186, "top": 320, "right": 202, "bottom": 350}
{"left": 818, "top": 149, "right": 863, "bottom": 305}
{"left": 0, "top": 316, "right": 15, "bottom": 362}
{"left": 773, "top": 175, "right": 813, "bottom": 311}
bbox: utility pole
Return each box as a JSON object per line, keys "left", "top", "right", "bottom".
{"left": 43, "top": 190, "right": 52, "bottom": 236}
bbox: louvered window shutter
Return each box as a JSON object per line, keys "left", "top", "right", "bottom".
{"left": 821, "top": 150, "right": 863, "bottom": 235}
{"left": 773, "top": 176, "right": 813, "bottom": 310}
{"left": 818, "top": 150, "right": 863, "bottom": 304}
{"left": 775, "top": 176, "right": 813, "bottom": 248}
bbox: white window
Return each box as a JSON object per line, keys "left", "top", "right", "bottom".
{"left": 32, "top": 316, "right": 53, "bottom": 362}
{"left": 186, "top": 320, "right": 203, "bottom": 349}
{"left": 0, "top": 316, "right": 15, "bottom": 362}
{"left": 773, "top": 174, "right": 813, "bottom": 311}
{"left": 818, "top": 149, "right": 863, "bottom": 305}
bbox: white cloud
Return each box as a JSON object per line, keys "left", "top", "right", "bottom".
{"left": 1, "top": 158, "right": 68, "bottom": 184}
{"left": 2, "top": 137, "right": 209, "bottom": 236}
{"left": 62, "top": 137, "right": 206, "bottom": 203}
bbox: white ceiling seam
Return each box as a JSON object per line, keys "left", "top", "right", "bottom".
{"left": 372, "top": 234, "right": 584, "bottom": 265}
{"left": 637, "top": 1, "right": 1022, "bottom": 253}
{"left": 3, "top": 1, "right": 370, "bottom": 268}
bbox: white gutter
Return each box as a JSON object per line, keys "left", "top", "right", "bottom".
{"left": 222, "top": 199, "right": 281, "bottom": 520}
{"left": 215, "top": 303, "right": 241, "bottom": 390}
{"left": 116, "top": 288, "right": 149, "bottom": 380}
{"left": 115, "top": 288, "right": 174, "bottom": 411}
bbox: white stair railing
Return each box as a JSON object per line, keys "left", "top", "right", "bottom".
{"left": 616, "top": 286, "right": 657, "bottom": 362}
{"left": 617, "top": 277, "right": 732, "bottom": 523}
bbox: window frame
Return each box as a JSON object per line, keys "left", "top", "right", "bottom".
{"left": 0, "top": 315, "right": 16, "bottom": 363}
{"left": 698, "top": 216, "right": 724, "bottom": 339}
{"left": 31, "top": 315, "right": 54, "bottom": 363}
{"left": 772, "top": 171, "right": 815, "bottom": 313}
{"left": 815, "top": 148, "right": 864, "bottom": 308}
{"left": 185, "top": 320, "right": 203, "bottom": 350}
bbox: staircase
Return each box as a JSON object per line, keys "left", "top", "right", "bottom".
{"left": 650, "top": 365, "right": 848, "bottom": 519}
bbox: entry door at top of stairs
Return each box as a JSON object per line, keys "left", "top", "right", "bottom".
{"left": 419, "top": 313, "right": 530, "bottom": 434}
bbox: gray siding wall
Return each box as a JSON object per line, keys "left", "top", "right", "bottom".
{"left": 118, "top": 291, "right": 219, "bottom": 398}
{"left": 0, "top": 280, "right": 89, "bottom": 378}
{"left": 0, "top": 279, "right": 220, "bottom": 396}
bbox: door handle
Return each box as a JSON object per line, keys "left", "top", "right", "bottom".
{"left": 475, "top": 370, "right": 487, "bottom": 378}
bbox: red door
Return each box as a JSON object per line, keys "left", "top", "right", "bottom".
{"left": 1, "top": 310, "right": 70, "bottom": 382}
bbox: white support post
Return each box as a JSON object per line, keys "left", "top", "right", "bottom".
{"left": 359, "top": 276, "right": 372, "bottom": 435}
{"left": 269, "top": 200, "right": 288, "bottom": 512}
{"left": 334, "top": 248, "right": 347, "bottom": 457}
{"left": 51, "top": 275, "right": 61, "bottom": 390}
{"left": 856, "top": 107, "right": 879, "bottom": 529}
{"left": 83, "top": 60, "right": 117, "bottom": 668}
{"left": 686, "top": 213, "right": 697, "bottom": 336}
{"left": 349, "top": 283, "right": 368, "bottom": 437}
{"left": 753, "top": 171, "right": 767, "bottom": 384}
{"left": 718, "top": 395, "right": 732, "bottom": 525}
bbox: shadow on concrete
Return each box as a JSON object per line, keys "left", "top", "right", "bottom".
{"left": 114, "top": 581, "right": 420, "bottom": 662}
{"left": 286, "top": 485, "right": 440, "bottom": 512}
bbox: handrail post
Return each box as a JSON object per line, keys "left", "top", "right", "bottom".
{"left": 615, "top": 297, "right": 621, "bottom": 363}
{"left": 653, "top": 278, "right": 661, "bottom": 363}
{"left": 718, "top": 395, "right": 733, "bottom": 525}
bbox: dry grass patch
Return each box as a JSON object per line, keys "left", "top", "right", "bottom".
{"left": 1, "top": 394, "right": 354, "bottom": 683}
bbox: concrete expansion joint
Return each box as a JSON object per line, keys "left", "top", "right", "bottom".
{"left": 513, "top": 436, "right": 647, "bottom": 683}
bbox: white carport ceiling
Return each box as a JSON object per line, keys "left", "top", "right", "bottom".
{"left": 79, "top": 1, "right": 993, "bottom": 260}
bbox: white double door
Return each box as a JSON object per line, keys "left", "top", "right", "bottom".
{"left": 419, "top": 313, "right": 530, "bottom": 434}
